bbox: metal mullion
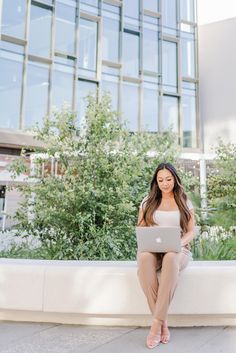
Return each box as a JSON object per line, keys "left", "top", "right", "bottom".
{"left": 80, "top": 11, "right": 99, "bottom": 21}
{"left": 177, "top": 0, "right": 182, "bottom": 146}
{"left": 118, "top": 0, "right": 123, "bottom": 123}
{"left": 139, "top": 0, "right": 144, "bottom": 132}
{"left": 20, "top": 0, "right": 31, "bottom": 130}
{"left": 48, "top": 0, "right": 55, "bottom": 117}
{"left": 1, "top": 34, "right": 27, "bottom": 46}
{"left": 195, "top": 12, "right": 201, "bottom": 151}
{"left": 96, "top": 11, "right": 102, "bottom": 94}
{"left": 158, "top": 0, "right": 163, "bottom": 132}
{"left": 73, "top": 0, "right": 80, "bottom": 112}
{"left": 103, "top": 0, "right": 122, "bottom": 6}
{"left": 28, "top": 54, "right": 52, "bottom": 64}
{"left": 143, "top": 9, "right": 161, "bottom": 18}
{"left": 31, "top": 0, "right": 53, "bottom": 10}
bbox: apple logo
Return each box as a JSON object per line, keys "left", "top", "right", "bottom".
{"left": 156, "top": 237, "right": 162, "bottom": 243}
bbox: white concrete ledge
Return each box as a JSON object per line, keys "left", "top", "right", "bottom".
{"left": 0, "top": 258, "right": 236, "bottom": 326}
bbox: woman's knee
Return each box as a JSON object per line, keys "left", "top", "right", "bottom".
{"left": 162, "top": 252, "right": 179, "bottom": 266}
{"left": 137, "top": 252, "right": 158, "bottom": 270}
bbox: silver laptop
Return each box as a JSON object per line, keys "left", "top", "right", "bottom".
{"left": 136, "top": 226, "right": 182, "bottom": 253}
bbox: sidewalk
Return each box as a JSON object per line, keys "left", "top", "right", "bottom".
{"left": 0, "top": 321, "right": 235, "bottom": 353}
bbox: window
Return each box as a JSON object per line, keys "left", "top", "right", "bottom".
{"left": 1, "top": 0, "right": 27, "bottom": 39}
{"left": 143, "top": 82, "right": 158, "bottom": 132}
{"left": 29, "top": 3, "right": 52, "bottom": 57}
{"left": 0, "top": 44, "right": 23, "bottom": 129}
{"left": 181, "top": 32, "right": 195, "bottom": 78}
{"left": 162, "top": 95, "right": 178, "bottom": 132}
{"left": 124, "top": 0, "right": 139, "bottom": 19}
{"left": 79, "top": 18, "right": 97, "bottom": 76}
{"left": 180, "top": 0, "right": 195, "bottom": 22}
{"left": 24, "top": 61, "right": 49, "bottom": 127}
{"left": 122, "top": 82, "right": 139, "bottom": 131}
{"left": 52, "top": 63, "right": 74, "bottom": 109}
{"left": 123, "top": 30, "right": 139, "bottom": 77}
{"left": 182, "top": 83, "right": 197, "bottom": 148}
{"left": 101, "top": 73, "right": 119, "bottom": 111}
{"left": 103, "top": 13, "right": 120, "bottom": 63}
{"left": 143, "top": 0, "right": 159, "bottom": 12}
{"left": 163, "top": 41, "right": 177, "bottom": 92}
{"left": 143, "top": 20, "right": 159, "bottom": 73}
{"left": 55, "top": 1, "right": 76, "bottom": 55}
{"left": 77, "top": 80, "right": 97, "bottom": 124}
{"left": 162, "top": 0, "right": 177, "bottom": 35}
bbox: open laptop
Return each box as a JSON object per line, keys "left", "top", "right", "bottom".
{"left": 136, "top": 226, "right": 182, "bottom": 253}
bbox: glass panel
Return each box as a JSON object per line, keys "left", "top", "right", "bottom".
{"left": 124, "top": 0, "right": 139, "bottom": 19}
{"left": 181, "top": 34, "right": 195, "bottom": 78}
{"left": 29, "top": 4, "right": 52, "bottom": 57}
{"left": 143, "top": 83, "right": 158, "bottom": 132}
{"left": 0, "top": 49, "right": 23, "bottom": 129}
{"left": 79, "top": 18, "right": 97, "bottom": 74}
{"left": 55, "top": 1, "right": 76, "bottom": 55}
{"left": 163, "top": 41, "right": 177, "bottom": 92}
{"left": 143, "top": 22, "right": 158, "bottom": 73}
{"left": 180, "top": 0, "right": 195, "bottom": 22}
{"left": 101, "top": 75, "right": 119, "bottom": 111}
{"left": 1, "top": 0, "right": 26, "bottom": 39}
{"left": 162, "top": 0, "right": 177, "bottom": 35}
{"left": 182, "top": 93, "right": 196, "bottom": 148}
{"left": 25, "top": 61, "right": 49, "bottom": 128}
{"left": 80, "top": 1, "right": 99, "bottom": 15}
{"left": 81, "top": 0, "right": 98, "bottom": 6}
{"left": 103, "top": 15, "right": 120, "bottom": 62}
{"left": 122, "top": 82, "right": 139, "bottom": 131}
{"left": 143, "top": 0, "right": 159, "bottom": 12}
{"left": 52, "top": 63, "right": 74, "bottom": 110}
{"left": 162, "top": 95, "right": 178, "bottom": 132}
{"left": 123, "top": 31, "right": 139, "bottom": 77}
{"left": 77, "top": 80, "right": 97, "bottom": 124}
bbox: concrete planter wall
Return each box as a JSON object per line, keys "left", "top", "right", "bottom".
{"left": 0, "top": 259, "right": 236, "bottom": 326}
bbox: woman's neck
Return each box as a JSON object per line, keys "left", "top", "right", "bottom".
{"left": 161, "top": 192, "right": 174, "bottom": 199}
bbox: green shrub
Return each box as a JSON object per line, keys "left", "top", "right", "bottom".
{"left": 9, "top": 94, "right": 183, "bottom": 260}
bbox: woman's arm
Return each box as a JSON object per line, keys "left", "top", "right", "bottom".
{"left": 137, "top": 207, "right": 146, "bottom": 226}
{"left": 181, "top": 209, "right": 196, "bottom": 246}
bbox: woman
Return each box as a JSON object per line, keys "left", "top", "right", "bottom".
{"left": 137, "top": 162, "right": 196, "bottom": 349}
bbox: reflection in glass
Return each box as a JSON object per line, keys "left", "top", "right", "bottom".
{"left": 124, "top": 0, "right": 139, "bottom": 19}
{"left": 163, "top": 41, "right": 177, "bottom": 92}
{"left": 101, "top": 75, "right": 119, "bottom": 111}
{"left": 0, "top": 50, "right": 23, "bottom": 129}
{"left": 180, "top": 0, "right": 195, "bottom": 22}
{"left": 55, "top": 1, "right": 76, "bottom": 55}
{"left": 25, "top": 61, "right": 49, "bottom": 127}
{"left": 103, "top": 16, "right": 120, "bottom": 62}
{"left": 162, "top": 95, "right": 178, "bottom": 132}
{"left": 143, "top": 22, "right": 158, "bottom": 73}
{"left": 143, "top": 0, "right": 159, "bottom": 12}
{"left": 81, "top": 0, "right": 98, "bottom": 6}
{"left": 77, "top": 80, "right": 97, "bottom": 124}
{"left": 29, "top": 4, "right": 52, "bottom": 57}
{"left": 1, "top": 0, "right": 26, "bottom": 39}
{"left": 181, "top": 35, "right": 195, "bottom": 78}
{"left": 143, "top": 84, "right": 158, "bottom": 132}
{"left": 122, "top": 82, "right": 139, "bottom": 131}
{"left": 182, "top": 93, "right": 196, "bottom": 148}
{"left": 79, "top": 18, "right": 97, "bottom": 73}
{"left": 123, "top": 31, "right": 139, "bottom": 77}
{"left": 52, "top": 63, "right": 74, "bottom": 109}
{"left": 162, "top": 0, "right": 177, "bottom": 32}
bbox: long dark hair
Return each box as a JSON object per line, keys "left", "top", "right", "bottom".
{"left": 138, "top": 162, "right": 191, "bottom": 232}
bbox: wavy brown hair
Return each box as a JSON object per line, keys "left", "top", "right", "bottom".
{"left": 138, "top": 162, "right": 192, "bottom": 232}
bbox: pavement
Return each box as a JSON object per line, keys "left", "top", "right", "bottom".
{"left": 0, "top": 322, "right": 236, "bottom": 353}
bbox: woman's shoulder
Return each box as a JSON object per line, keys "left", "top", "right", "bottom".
{"left": 186, "top": 198, "right": 194, "bottom": 210}
{"left": 140, "top": 195, "right": 149, "bottom": 209}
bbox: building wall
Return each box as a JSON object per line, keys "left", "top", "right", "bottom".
{"left": 0, "top": 0, "right": 199, "bottom": 150}
{"left": 198, "top": 18, "right": 236, "bottom": 152}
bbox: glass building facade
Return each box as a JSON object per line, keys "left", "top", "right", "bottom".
{"left": 0, "top": 0, "right": 199, "bottom": 149}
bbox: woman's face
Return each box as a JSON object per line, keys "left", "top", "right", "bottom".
{"left": 156, "top": 168, "right": 175, "bottom": 194}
